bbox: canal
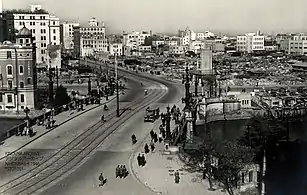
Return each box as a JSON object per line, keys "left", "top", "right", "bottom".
{"left": 196, "top": 117, "right": 307, "bottom": 195}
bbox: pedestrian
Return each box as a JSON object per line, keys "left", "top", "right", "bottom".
{"left": 116, "top": 165, "right": 120, "bottom": 178}
{"left": 150, "top": 140, "right": 155, "bottom": 152}
{"left": 162, "top": 129, "right": 166, "bottom": 139}
{"left": 99, "top": 173, "right": 105, "bottom": 186}
{"left": 162, "top": 117, "right": 166, "bottom": 126}
{"left": 175, "top": 170, "right": 180, "bottom": 183}
{"left": 119, "top": 165, "right": 124, "bottom": 178}
{"left": 154, "top": 133, "right": 158, "bottom": 143}
{"left": 137, "top": 153, "right": 142, "bottom": 166}
{"left": 141, "top": 154, "right": 146, "bottom": 166}
{"left": 159, "top": 125, "right": 164, "bottom": 133}
{"left": 150, "top": 130, "right": 154, "bottom": 139}
{"left": 144, "top": 144, "right": 149, "bottom": 154}
{"left": 122, "top": 165, "right": 128, "bottom": 177}
{"left": 158, "top": 133, "right": 163, "bottom": 143}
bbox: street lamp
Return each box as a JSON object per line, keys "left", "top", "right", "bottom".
{"left": 24, "top": 106, "right": 30, "bottom": 129}
{"left": 115, "top": 53, "right": 120, "bottom": 117}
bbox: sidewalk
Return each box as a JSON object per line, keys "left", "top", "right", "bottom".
{"left": 130, "top": 105, "right": 226, "bottom": 195}
{"left": 0, "top": 95, "right": 116, "bottom": 161}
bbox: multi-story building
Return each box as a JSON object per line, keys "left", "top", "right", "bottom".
{"left": 0, "top": 11, "right": 15, "bottom": 43}
{"left": 9, "top": 5, "right": 61, "bottom": 68}
{"left": 169, "top": 45, "right": 187, "bottom": 55}
{"left": 109, "top": 43, "right": 123, "bottom": 56}
{"left": 236, "top": 32, "right": 264, "bottom": 53}
{"left": 189, "top": 40, "right": 204, "bottom": 54}
{"left": 122, "top": 31, "right": 151, "bottom": 50}
{"left": 0, "top": 26, "right": 37, "bottom": 112}
{"left": 138, "top": 45, "right": 151, "bottom": 53}
{"left": 179, "top": 35, "right": 190, "bottom": 46}
{"left": 74, "top": 17, "right": 107, "bottom": 57}
{"left": 152, "top": 40, "right": 165, "bottom": 47}
{"left": 197, "top": 33, "right": 205, "bottom": 40}
{"left": 288, "top": 35, "right": 307, "bottom": 55}
{"left": 60, "top": 22, "right": 79, "bottom": 52}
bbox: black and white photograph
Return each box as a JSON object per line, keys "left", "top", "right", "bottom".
{"left": 0, "top": 0, "right": 306, "bottom": 195}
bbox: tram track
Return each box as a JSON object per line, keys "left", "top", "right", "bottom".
{"left": 0, "top": 80, "right": 168, "bottom": 195}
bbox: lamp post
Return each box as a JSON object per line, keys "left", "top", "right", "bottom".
{"left": 115, "top": 53, "right": 120, "bottom": 117}
{"left": 24, "top": 106, "right": 30, "bottom": 129}
{"left": 14, "top": 47, "right": 19, "bottom": 115}
{"left": 165, "top": 106, "right": 172, "bottom": 140}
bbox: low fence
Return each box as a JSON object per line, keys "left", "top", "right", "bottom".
{"left": 0, "top": 96, "right": 97, "bottom": 142}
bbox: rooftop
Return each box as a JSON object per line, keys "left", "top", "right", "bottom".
{"left": 4, "top": 9, "right": 49, "bottom": 14}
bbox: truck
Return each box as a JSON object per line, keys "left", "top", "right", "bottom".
{"left": 144, "top": 107, "right": 160, "bottom": 122}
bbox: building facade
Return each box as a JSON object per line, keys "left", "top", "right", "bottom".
{"left": 11, "top": 5, "right": 61, "bottom": 68}
{"left": 0, "top": 27, "right": 37, "bottom": 112}
{"left": 60, "top": 22, "right": 79, "bottom": 51}
{"left": 236, "top": 32, "right": 264, "bottom": 53}
{"left": 122, "top": 31, "right": 151, "bottom": 51}
{"left": 288, "top": 35, "right": 307, "bottom": 55}
{"left": 74, "top": 18, "right": 107, "bottom": 57}
{"left": 109, "top": 43, "right": 123, "bottom": 56}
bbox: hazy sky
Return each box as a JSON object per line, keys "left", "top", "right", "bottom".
{"left": 3, "top": 0, "right": 307, "bottom": 34}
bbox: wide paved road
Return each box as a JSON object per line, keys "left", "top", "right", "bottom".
{"left": 40, "top": 67, "right": 184, "bottom": 195}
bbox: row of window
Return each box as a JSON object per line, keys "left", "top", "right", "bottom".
{"left": 6, "top": 65, "right": 26, "bottom": 75}
{"left": 0, "top": 94, "right": 26, "bottom": 103}
{"left": 6, "top": 79, "right": 31, "bottom": 89}
{"left": 81, "top": 28, "right": 104, "bottom": 31}
{"left": 7, "top": 51, "right": 31, "bottom": 59}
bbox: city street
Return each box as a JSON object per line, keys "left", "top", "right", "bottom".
{"left": 41, "top": 70, "right": 185, "bottom": 195}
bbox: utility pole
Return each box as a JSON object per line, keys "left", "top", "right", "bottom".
{"left": 48, "top": 66, "right": 54, "bottom": 107}
{"left": 56, "top": 66, "right": 59, "bottom": 89}
{"left": 115, "top": 53, "right": 120, "bottom": 117}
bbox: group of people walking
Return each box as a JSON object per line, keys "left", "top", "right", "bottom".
{"left": 116, "top": 165, "right": 129, "bottom": 178}
{"left": 98, "top": 164, "right": 129, "bottom": 186}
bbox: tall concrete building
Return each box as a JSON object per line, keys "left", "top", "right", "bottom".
{"left": 60, "top": 22, "right": 79, "bottom": 52}
{"left": 200, "top": 47, "right": 213, "bottom": 74}
{"left": 0, "top": 26, "right": 38, "bottom": 112}
{"left": 122, "top": 31, "right": 151, "bottom": 50}
{"left": 288, "top": 35, "right": 307, "bottom": 55}
{"left": 74, "top": 17, "right": 107, "bottom": 57}
{"left": 9, "top": 5, "right": 61, "bottom": 68}
{"left": 236, "top": 32, "right": 264, "bottom": 53}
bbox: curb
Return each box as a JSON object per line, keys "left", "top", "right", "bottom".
{"left": 0, "top": 96, "right": 116, "bottom": 161}
{"left": 128, "top": 122, "right": 163, "bottom": 195}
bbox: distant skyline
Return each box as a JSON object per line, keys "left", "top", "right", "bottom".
{"left": 3, "top": 0, "right": 307, "bottom": 35}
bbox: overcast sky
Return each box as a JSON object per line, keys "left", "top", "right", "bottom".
{"left": 3, "top": 0, "right": 307, "bottom": 34}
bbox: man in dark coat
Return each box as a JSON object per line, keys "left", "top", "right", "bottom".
{"left": 144, "top": 144, "right": 149, "bottom": 154}
{"left": 141, "top": 154, "right": 146, "bottom": 166}
{"left": 137, "top": 153, "right": 142, "bottom": 166}
{"left": 150, "top": 130, "right": 154, "bottom": 140}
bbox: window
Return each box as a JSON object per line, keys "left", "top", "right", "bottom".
{"left": 8, "top": 80, "right": 12, "bottom": 89}
{"left": 249, "top": 171, "right": 253, "bottom": 182}
{"left": 0, "top": 93, "right": 3, "bottom": 102}
{"left": 19, "top": 65, "right": 24, "bottom": 74}
{"left": 53, "top": 29, "right": 56, "bottom": 33}
{"left": 20, "top": 39, "right": 23, "bottom": 44}
{"left": 41, "top": 56, "right": 44, "bottom": 62}
{"left": 7, "top": 65, "right": 12, "bottom": 75}
{"left": 53, "top": 36, "right": 56, "bottom": 41}
{"left": 20, "top": 81, "right": 24, "bottom": 88}
{"left": 20, "top": 94, "right": 25, "bottom": 103}
{"left": 7, "top": 95, "right": 12, "bottom": 103}
{"left": 241, "top": 172, "right": 245, "bottom": 183}
{"left": 7, "top": 51, "right": 12, "bottom": 59}
{"left": 27, "top": 78, "right": 31, "bottom": 85}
